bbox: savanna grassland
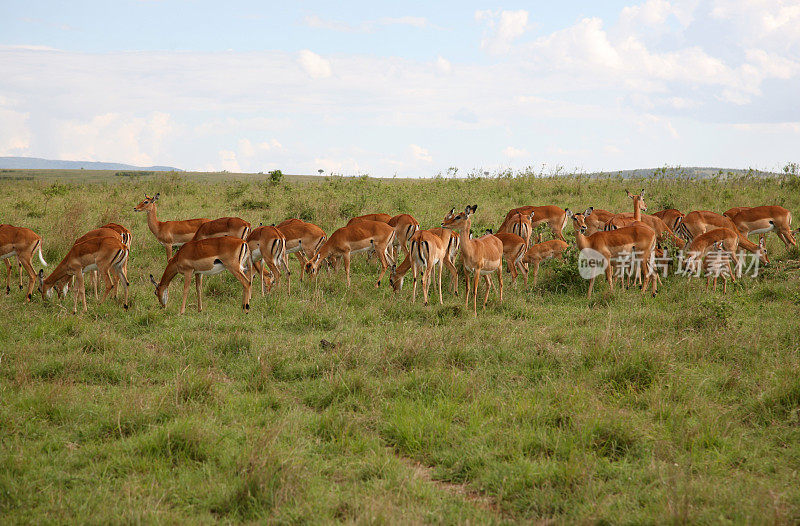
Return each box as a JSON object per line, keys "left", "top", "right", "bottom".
{"left": 1, "top": 169, "right": 800, "bottom": 524}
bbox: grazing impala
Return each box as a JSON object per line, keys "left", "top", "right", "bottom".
{"left": 406, "top": 230, "right": 448, "bottom": 305}
{"left": 390, "top": 228, "right": 460, "bottom": 295}
{"left": 652, "top": 209, "right": 684, "bottom": 231}
{"left": 134, "top": 193, "right": 209, "bottom": 260}
{"left": 247, "top": 225, "right": 289, "bottom": 295}
{"left": 304, "top": 220, "right": 395, "bottom": 287}
{"left": 387, "top": 213, "right": 420, "bottom": 258}
{"left": 346, "top": 213, "right": 392, "bottom": 226}
{"left": 38, "top": 237, "right": 129, "bottom": 313}
{"left": 521, "top": 239, "right": 569, "bottom": 287}
{"left": 725, "top": 205, "right": 796, "bottom": 248}
{"left": 571, "top": 211, "right": 657, "bottom": 297}
{"left": 0, "top": 224, "right": 47, "bottom": 300}
{"left": 683, "top": 228, "right": 742, "bottom": 276}
{"left": 676, "top": 210, "right": 766, "bottom": 266}
{"left": 55, "top": 226, "right": 128, "bottom": 299}
{"left": 499, "top": 205, "right": 570, "bottom": 241}
{"left": 442, "top": 205, "right": 504, "bottom": 315}
{"left": 722, "top": 207, "right": 752, "bottom": 220}
{"left": 276, "top": 218, "right": 326, "bottom": 280}
{"left": 149, "top": 236, "right": 252, "bottom": 314}
{"left": 192, "top": 217, "right": 251, "bottom": 241}
{"left": 579, "top": 208, "right": 615, "bottom": 236}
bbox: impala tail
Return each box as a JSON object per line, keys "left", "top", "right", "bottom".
{"left": 35, "top": 240, "right": 48, "bottom": 266}
{"left": 675, "top": 219, "right": 692, "bottom": 241}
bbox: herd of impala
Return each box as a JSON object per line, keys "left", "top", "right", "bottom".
{"left": 0, "top": 189, "right": 795, "bottom": 315}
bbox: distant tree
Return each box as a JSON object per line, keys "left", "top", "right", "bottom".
{"left": 318, "top": 169, "right": 324, "bottom": 175}
{"left": 268, "top": 169, "right": 283, "bottom": 184}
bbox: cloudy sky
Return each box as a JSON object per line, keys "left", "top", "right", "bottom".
{"left": 1, "top": 0, "right": 799, "bottom": 176}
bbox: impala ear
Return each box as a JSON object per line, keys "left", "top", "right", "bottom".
{"left": 585, "top": 207, "right": 594, "bottom": 217}
{"left": 529, "top": 211, "right": 535, "bottom": 219}
{"left": 640, "top": 188, "right": 645, "bottom": 197}
{"left": 626, "top": 189, "right": 632, "bottom": 198}
{"left": 149, "top": 274, "right": 158, "bottom": 287}
{"left": 154, "top": 193, "right": 160, "bottom": 200}
{"left": 565, "top": 209, "right": 573, "bottom": 218}
{"left": 391, "top": 264, "right": 396, "bottom": 271}
{"left": 38, "top": 269, "right": 44, "bottom": 281}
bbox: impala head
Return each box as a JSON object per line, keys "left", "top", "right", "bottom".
{"left": 626, "top": 189, "right": 647, "bottom": 212}
{"left": 571, "top": 208, "right": 590, "bottom": 234}
{"left": 389, "top": 264, "right": 404, "bottom": 292}
{"left": 150, "top": 274, "right": 168, "bottom": 307}
{"left": 304, "top": 253, "right": 322, "bottom": 278}
{"left": 37, "top": 269, "right": 54, "bottom": 299}
{"left": 441, "top": 205, "right": 477, "bottom": 231}
{"left": 134, "top": 193, "right": 159, "bottom": 212}
{"left": 757, "top": 235, "right": 770, "bottom": 265}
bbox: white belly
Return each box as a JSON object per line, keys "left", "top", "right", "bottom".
{"left": 0, "top": 251, "right": 17, "bottom": 260}
{"left": 83, "top": 263, "right": 98, "bottom": 272}
{"left": 350, "top": 245, "right": 372, "bottom": 255}
{"left": 285, "top": 244, "right": 302, "bottom": 254}
{"left": 197, "top": 263, "right": 226, "bottom": 276}
{"left": 749, "top": 225, "right": 775, "bottom": 235}
{"left": 251, "top": 248, "right": 262, "bottom": 261}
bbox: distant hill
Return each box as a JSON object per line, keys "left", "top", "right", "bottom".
{"left": 586, "top": 166, "right": 782, "bottom": 179}
{"left": 0, "top": 156, "right": 181, "bottom": 171}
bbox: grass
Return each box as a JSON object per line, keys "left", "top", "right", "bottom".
{"left": 1, "top": 169, "right": 799, "bottom": 523}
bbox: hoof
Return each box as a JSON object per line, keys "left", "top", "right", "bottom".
{"left": 424, "top": 301, "right": 428, "bottom": 306}
{"left": 18, "top": 284, "right": 22, "bottom": 290}
{"left": 245, "top": 303, "right": 250, "bottom": 311}
{"left": 27, "top": 293, "right": 31, "bottom": 300}
{"left": 5, "top": 286, "right": 9, "bottom": 294}
{"left": 652, "top": 292, "right": 657, "bottom": 298}
{"left": 376, "top": 280, "right": 381, "bottom": 287}
{"left": 124, "top": 304, "right": 129, "bottom": 311}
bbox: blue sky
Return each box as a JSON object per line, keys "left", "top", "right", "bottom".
{"left": 1, "top": 0, "right": 799, "bottom": 175}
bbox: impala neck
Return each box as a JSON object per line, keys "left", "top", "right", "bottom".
{"left": 458, "top": 217, "right": 477, "bottom": 260}
{"left": 574, "top": 229, "right": 590, "bottom": 251}
{"left": 633, "top": 197, "right": 642, "bottom": 222}
{"left": 157, "top": 261, "right": 179, "bottom": 291}
{"left": 146, "top": 205, "right": 162, "bottom": 236}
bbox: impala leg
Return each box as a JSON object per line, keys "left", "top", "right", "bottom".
{"left": 375, "top": 244, "right": 390, "bottom": 288}
{"left": 17, "top": 256, "right": 36, "bottom": 301}
{"left": 74, "top": 271, "right": 87, "bottom": 313}
{"left": 464, "top": 269, "right": 471, "bottom": 309}
{"left": 92, "top": 270, "right": 99, "bottom": 300}
{"left": 587, "top": 275, "right": 595, "bottom": 298}
{"left": 195, "top": 274, "right": 203, "bottom": 312}
{"left": 180, "top": 271, "right": 192, "bottom": 314}
{"left": 472, "top": 268, "right": 480, "bottom": 315}
{"left": 444, "top": 256, "right": 458, "bottom": 295}
{"left": 412, "top": 262, "right": 418, "bottom": 303}
{"left": 423, "top": 265, "right": 433, "bottom": 306}
{"left": 17, "top": 260, "right": 23, "bottom": 290}
{"left": 97, "top": 265, "right": 116, "bottom": 304}
{"left": 163, "top": 243, "right": 173, "bottom": 261}
{"left": 283, "top": 252, "right": 291, "bottom": 296}
{"left": 343, "top": 253, "right": 352, "bottom": 288}
{"left": 4, "top": 259, "right": 11, "bottom": 295}
{"left": 498, "top": 262, "right": 503, "bottom": 303}
{"left": 437, "top": 260, "right": 443, "bottom": 305}
{"left": 226, "top": 267, "right": 251, "bottom": 311}
{"left": 516, "top": 259, "right": 527, "bottom": 288}
{"left": 482, "top": 273, "right": 492, "bottom": 309}
{"left": 266, "top": 260, "right": 281, "bottom": 293}
{"left": 116, "top": 264, "right": 129, "bottom": 310}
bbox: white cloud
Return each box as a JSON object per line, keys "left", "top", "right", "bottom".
{"left": 258, "top": 139, "right": 283, "bottom": 151}
{"left": 410, "top": 144, "right": 432, "bottom": 162}
{"left": 0, "top": 106, "right": 31, "bottom": 155}
{"left": 435, "top": 55, "right": 452, "bottom": 74}
{"left": 475, "top": 9, "right": 530, "bottom": 54}
{"left": 303, "top": 14, "right": 430, "bottom": 33}
{"left": 298, "top": 50, "right": 332, "bottom": 79}
{"left": 503, "top": 146, "right": 528, "bottom": 158}
{"left": 218, "top": 150, "right": 241, "bottom": 172}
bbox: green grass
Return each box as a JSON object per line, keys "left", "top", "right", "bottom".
{"left": 1, "top": 169, "right": 800, "bottom": 523}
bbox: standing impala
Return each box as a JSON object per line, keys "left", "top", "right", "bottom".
{"left": 605, "top": 190, "right": 685, "bottom": 248}
{"left": 54, "top": 226, "right": 129, "bottom": 299}
{"left": 404, "top": 230, "right": 448, "bottom": 305}
{"left": 276, "top": 218, "right": 326, "bottom": 280}
{"left": 38, "top": 237, "right": 129, "bottom": 313}
{"left": 192, "top": 217, "right": 251, "bottom": 241}
{"left": 134, "top": 193, "right": 209, "bottom": 260}
{"left": 578, "top": 208, "right": 615, "bottom": 236}
{"left": 149, "top": 236, "right": 252, "bottom": 314}
{"left": 676, "top": 210, "right": 766, "bottom": 268}
{"left": 442, "top": 205, "right": 504, "bottom": 315}
{"left": 485, "top": 229, "right": 528, "bottom": 287}
{"left": 571, "top": 211, "right": 657, "bottom": 297}
{"left": 390, "top": 227, "right": 460, "bottom": 295}
{"left": 1, "top": 224, "right": 47, "bottom": 300}
{"left": 304, "top": 220, "right": 395, "bottom": 287}
{"left": 498, "top": 205, "right": 570, "bottom": 241}
{"left": 652, "top": 209, "right": 684, "bottom": 231}
{"left": 247, "top": 225, "right": 289, "bottom": 295}
{"left": 725, "top": 205, "right": 796, "bottom": 248}
{"left": 521, "top": 239, "right": 569, "bottom": 287}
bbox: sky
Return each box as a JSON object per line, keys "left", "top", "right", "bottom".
{"left": 1, "top": 0, "right": 799, "bottom": 176}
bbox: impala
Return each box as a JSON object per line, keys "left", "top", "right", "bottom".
{"left": 247, "top": 225, "right": 289, "bottom": 295}
{"left": 442, "top": 205, "right": 504, "bottom": 315}
{"left": 304, "top": 220, "right": 395, "bottom": 287}
{"left": 134, "top": 193, "right": 209, "bottom": 260}
{"left": 498, "top": 205, "right": 570, "bottom": 241}
{"left": 725, "top": 205, "right": 796, "bottom": 248}
{"left": 404, "top": 230, "right": 448, "bottom": 305}
{"left": 387, "top": 213, "right": 420, "bottom": 259}
{"left": 579, "top": 208, "right": 615, "bottom": 236}
{"left": 276, "top": 218, "right": 326, "bottom": 280}
{"left": 390, "top": 227, "right": 460, "bottom": 295}
{"left": 676, "top": 210, "right": 767, "bottom": 270}
{"left": 192, "top": 216, "right": 251, "bottom": 241}
{"left": 652, "top": 209, "right": 684, "bottom": 232}
{"left": 605, "top": 190, "right": 685, "bottom": 249}
{"left": 149, "top": 236, "right": 252, "bottom": 314}
{"left": 502, "top": 211, "right": 534, "bottom": 246}
{"left": 520, "top": 239, "right": 569, "bottom": 287}
{"left": 722, "top": 207, "right": 751, "bottom": 220}
{"left": 486, "top": 229, "right": 528, "bottom": 286}
{"left": 38, "top": 236, "right": 129, "bottom": 313}
{"left": 0, "top": 224, "right": 47, "bottom": 300}
{"left": 683, "top": 227, "right": 742, "bottom": 276}
{"left": 54, "top": 226, "right": 128, "bottom": 299}
{"left": 346, "top": 213, "right": 392, "bottom": 226}
{"left": 571, "top": 211, "right": 657, "bottom": 297}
